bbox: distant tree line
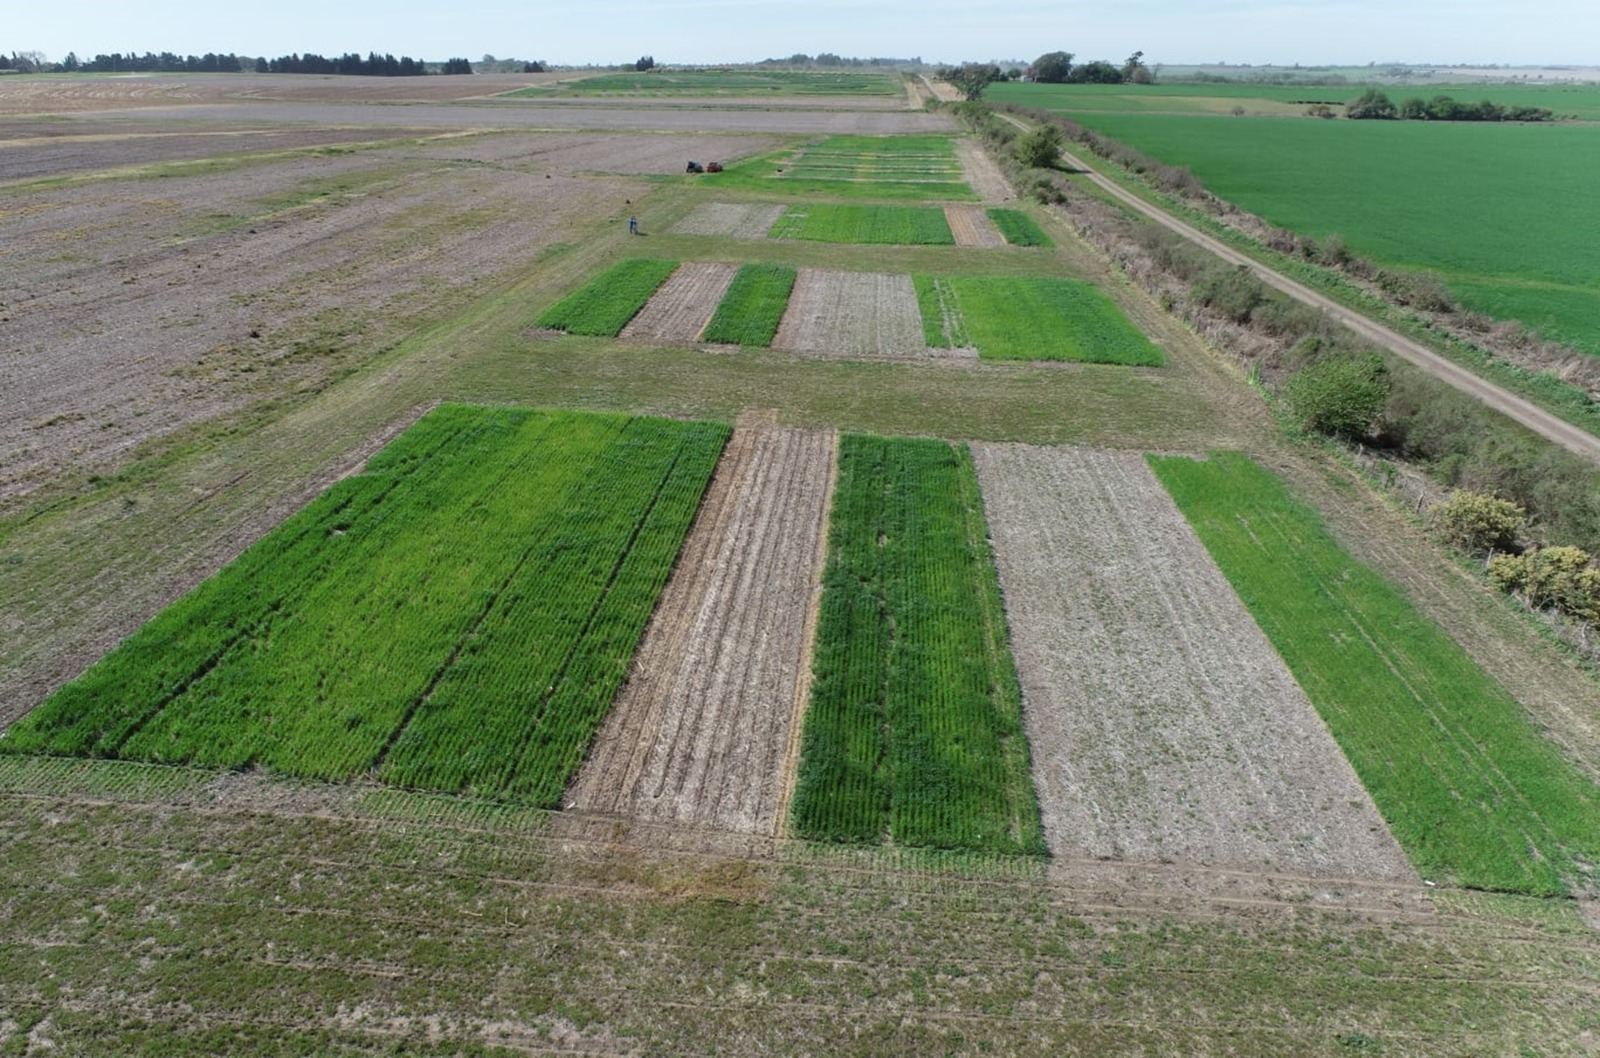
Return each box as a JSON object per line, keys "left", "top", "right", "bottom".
{"left": 0, "top": 49, "right": 479, "bottom": 76}
{"left": 758, "top": 54, "right": 923, "bottom": 68}
{"left": 1027, "top": 50, "right": 1151, "bottom": 85}
{"left": 1346, "top": 88, "right": 1553, "bottom": 122}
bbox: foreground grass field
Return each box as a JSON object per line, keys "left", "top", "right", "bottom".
{"left": 793, "top": 435, "right": 1042, "bottom": 854}
{"left": 1021, "top": 107, "right": 1600, "bottom": 355}
{"left": 1152, "top": 451, "right": 1600, "bottom": 895}
{"left": 3, "top": 406, "right": 728, "bottom": 804}
{"left": 5, "top": 763, "right": 1595, "bottom": 1055}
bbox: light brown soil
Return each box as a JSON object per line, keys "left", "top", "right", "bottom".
{"left": 620, "top": 262, "right": 738, "bottom": 343}
{"left": 0, "top": 131, "right": 735, "bottom": 509}
{"left": 0, "top": 73, "right": 563, "bottom": 115}
{"left": 955, "top": 139, "right": 1015, "bottom": 203}
{"left": 568, "top": 424, "right": 836, "bottom": 835}
{"left": 772, "top": 268, "right": 954, "bottom": 360}
{"left": 670, "top": 202, "right": 786, "bottom": 238}
{"left": 973, "top": 443, "right": 1416, "bottom": 881}
{"left": 944, "top": 205, "right": 1005, "bottom": 248}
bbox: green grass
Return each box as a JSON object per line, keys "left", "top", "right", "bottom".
{"left": 701, "top": 263, "right": 796, "bottom": 346}
{"left": 1149, "top": 451, "right": 1600, "bottom": 895}
{"left": 511, "top": 69, "right": 901, "bottom": 98}
{"left": 792, "top": 434, "right": 1043, "bottom": 855}
{"left": 1, "top": 405, "right": 729, "bottom": 805}
{"left": 921, "top": 275, "right": 1163, "bottom": 365}
{"left": 535, "top": 258, "right": 678, "bottom": 336}
{"left": 1025, "top": 110, "right": 1600, "bottom": 355}
{"left": 986, "top": 208, "right": 1054, "bottom": 247}
{"left": 770, "top": 204, "right": 954, "bottom": 245}
{"left": 710, "top": 135, "right": 976, "bottom": 201}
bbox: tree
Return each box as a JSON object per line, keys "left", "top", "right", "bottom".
{"left": 1070, "top": 60, "right": 1122, "bottom": 84}
{"left": 1014, "top": 123, "right": 1065, "bottom": 168}
{"left": 1345, "top": 88, "right": 1396, "bottom": 119}
{"left": 941, "top": 62, "right": 1001, "bottom": 101}
{"left": 634, "top": 55, "right": 655, "bottom": 72}
{"left": 522, "top": 60, "right": 546, "bottom": 73}
{"left": 1121, "top": 50, "right": 1148, "bottom": 83}
{"left": 1029, "top": 51, "right": 1074, "bottom": 83}
{"left": 1282, "top": 351, "right": 1390, "bottom": 438}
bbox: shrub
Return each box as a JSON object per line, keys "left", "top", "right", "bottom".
{"left": 1190, "top": 264, "right": 1269, "bottom": 323}
{"left": 1282, "top": 352, "right": 1390, "bottom": 438}
{"left": 1429, "top": 490, "right": 1527, "bottom": 554}
{"left": 1489, "top": 547, "right": 1600, "bottom": 625}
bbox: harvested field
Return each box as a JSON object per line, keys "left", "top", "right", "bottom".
{"left": 972, "top": 443, "right": 1414, "bottom": 880}
{"left": 956, "top": 139, "right": 1015, "bottom": 202}
{"left": 90, "top": 101, "right": 957, "bottom": 136}
{"left": 0, "top": 132, "right": 684, "bottom": 507}
{"left": 620, "top": 262, "right": 739, "bottom": 343}
{"left": 0, "top": 123, "right": 446, "bottom": 184}
{"left": 670, "top": 202, "right": 786, "bottom": 238}
{"left": 772, "top": 269, "right": 957, "bottom": 360}
{"left": 0, "top": 73, "right": 558, "bottom": 115}
{"left": 569, "top": 424, "right": 836, "bottom": 833}
{"left": 945, "top": 205, "right": 1006, "bottom": 248}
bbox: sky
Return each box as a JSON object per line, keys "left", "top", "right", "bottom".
{"left": 6, "top": 0, "right": 1597, "bottom": 69}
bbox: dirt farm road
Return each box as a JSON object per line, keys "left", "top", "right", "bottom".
{"left": 1006, "top": 115, "right": 1600, "bottom": 463}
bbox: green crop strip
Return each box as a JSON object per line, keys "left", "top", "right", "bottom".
{"left": 919, "top": 275, "right": 1163, "bottom": 365}
{"left": 701, "top": 264, "right": 796, "bottom": 346}
{"left": 986, "top": 208, "right": 1054, "bottom": 247}
{"left": 792, "top": 435, "right": 1043, "bottom": 855}
{"left": 1150, "top": 451, "right": 1600, "bottom": 895}
{"left": 2, "top": 405, "right": 729, "bottom": 805}
{"left": 709, "top": 135, "right": 976, "bottom": 201}
{"left": 770, "top": 205, "right": 954, "bottom": 245}
{"left": 535, "top": 258, "right": 678, "bottom": 336}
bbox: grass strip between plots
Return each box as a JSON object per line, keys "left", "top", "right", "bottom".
{"left": 2, "top": 405, "right": 729, "bottom": 806}
{"left": 792, "top": 434, "right": 1043, "bottom": 855}
{"left": 919, "top": 275, "right": 1163, "bottom": 365}
{"left": 535, "top": 258, "right": 678, "bottom": 336}
{"left": 1150, "top": 451, "right": 1600, "bottom": 896}
{"left": 701, "top": 263, "right": 797, "bottom": 346}
{"left": 986, "top": 208, "right": 1054, "bottom": 247}
{"left": 770, "top": 204, "right": 955, "bottom": 245}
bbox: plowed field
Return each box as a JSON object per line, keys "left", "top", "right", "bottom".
{"left": 956, "top": 138, "right": 1015, "bottom": 202}
{"left": 620, "top": 261, "right": 739, "bottom": 343}
{"left": 973, "top": 444, "right": 1414, "bottom": 880}
{"left": 670, "top": 202, "right": 786, "bottom": 238}
{"left": 945, "top": 205, "right": 1005, "bottom": 248}
{"left": 772, "top": 269, "right": 955, "bottom": 359}
{"left": 568, "top": 425, "right": 836, "bottom": 833}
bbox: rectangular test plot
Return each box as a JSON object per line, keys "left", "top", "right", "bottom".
{"left": 5, "top": 406, "right": 728, "bottom": 805}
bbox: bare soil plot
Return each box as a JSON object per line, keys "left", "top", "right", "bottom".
{"left": 945, "top": 205, "right": 1006, "bottom": 248}
{"left": 773, "top": 269, "right": 961, "bottom": 360}
{"left": 0, "top": 123, "right": 446, "bottom": 184}
{"left": 670, "top": 202, "right": 786, "bottom": 238}
{"left": 619, "top": 262, "right": 738, "bottom": 343}
{"left": 972, "top": 443, "right": 1414, "bottom": 880}
{"left": 568, "top": 424, "right": 836, "bottom": 834}
{"left": 955, "top": 139, "right": 1015, "bottom": 203}
{"left": 0, "top": 73, "right": 559, "bottom": 115}
{"left": 89, "top": 101, "right": 957, "bottom": 136}
{"left": 0, "top": 132, "right": 678, "bottom": 508}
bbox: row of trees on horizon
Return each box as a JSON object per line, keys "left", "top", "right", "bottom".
{"left": 0, "top": 51, "right": 532, "bottom": 76}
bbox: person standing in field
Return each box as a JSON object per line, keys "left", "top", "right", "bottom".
{"left": 628, "top": 215, "right": 638, "bottom": 235}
